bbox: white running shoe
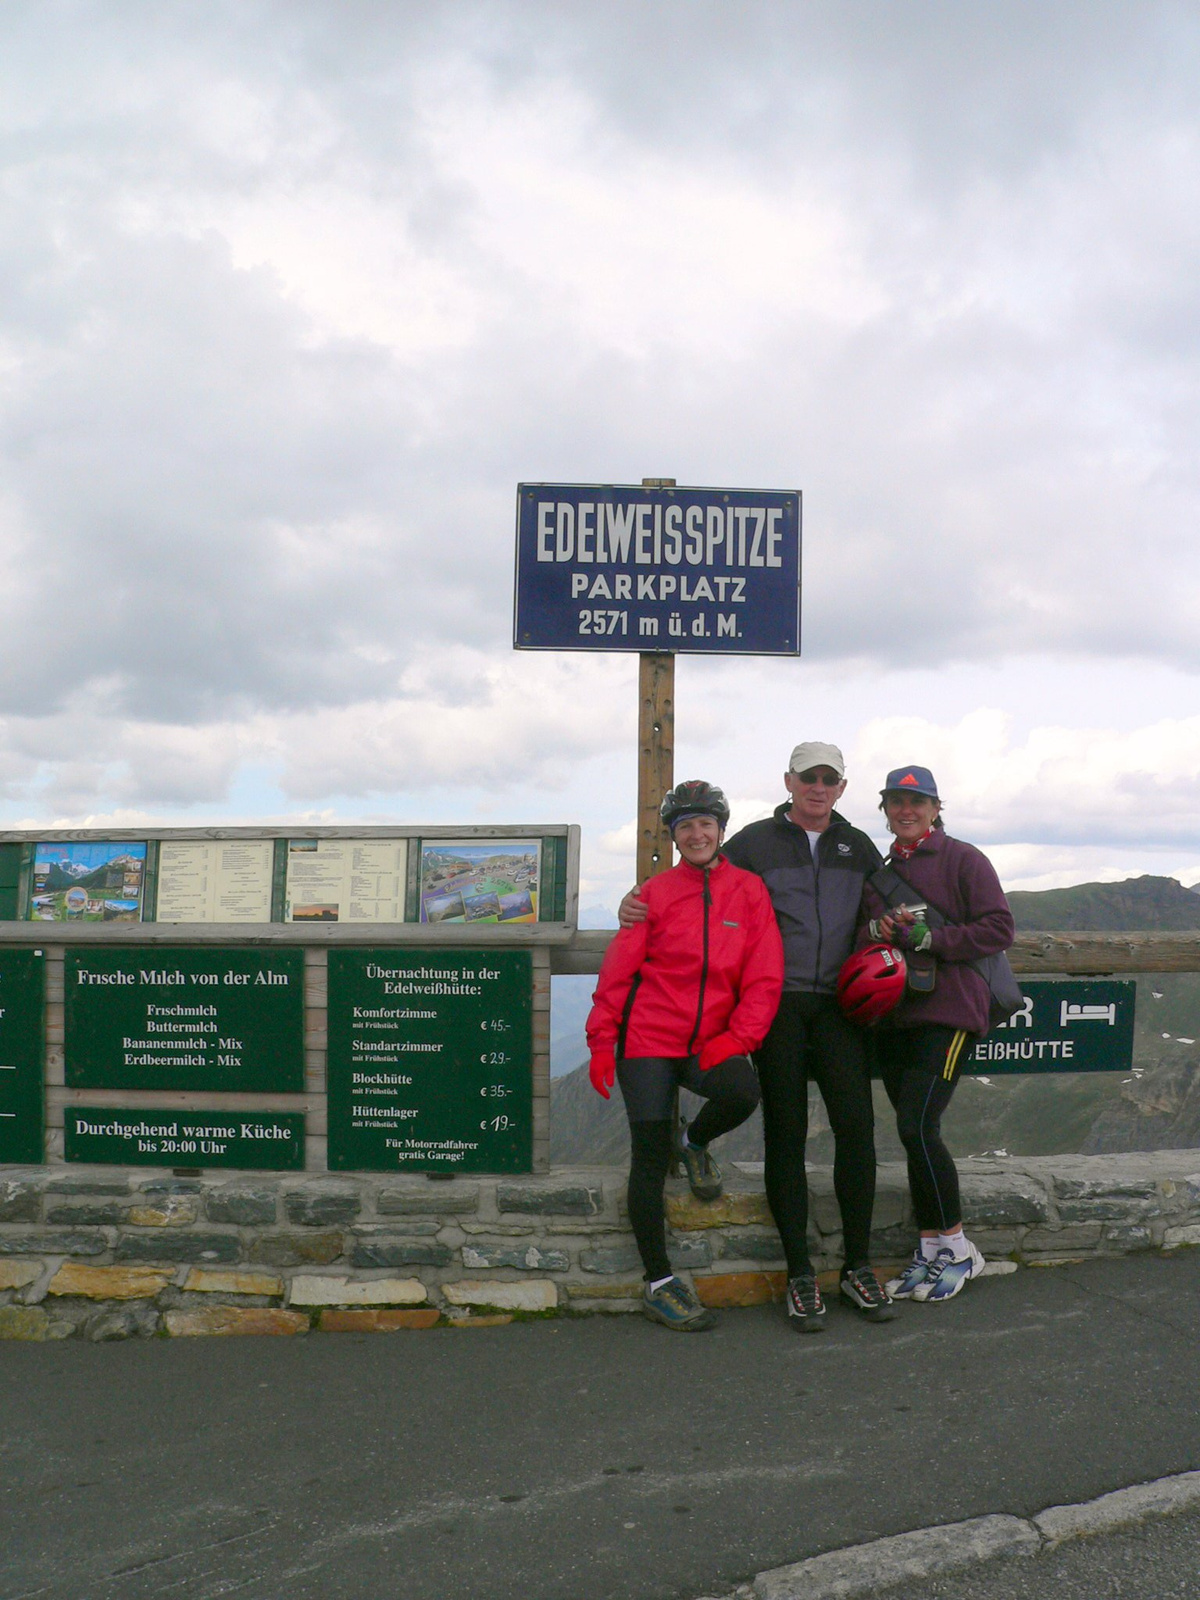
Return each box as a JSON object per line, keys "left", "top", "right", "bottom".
{"left": 886, "top": 1249, "right": 932, "bottom": 1300}
{"left": 911, "top": 1241, "right": 986, "bottom": 1304}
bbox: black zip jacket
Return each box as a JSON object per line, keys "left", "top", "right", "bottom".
{"left": 723, "top": 803, "right": 883, "bottom": 994}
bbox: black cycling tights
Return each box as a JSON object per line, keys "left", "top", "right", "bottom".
{"left": 754, "top": 993, "right": 877, "bottom": 1278}
{"left": 626, "top": 1055, "right": 760, "bottom": 1282}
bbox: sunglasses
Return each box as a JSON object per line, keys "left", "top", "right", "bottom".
{"left": 793, "top": 770, "right": 842, "bottom": 786}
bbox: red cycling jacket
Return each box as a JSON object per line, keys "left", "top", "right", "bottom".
{"left": 587, "top": 855, "right": 784, "bottom": 1061}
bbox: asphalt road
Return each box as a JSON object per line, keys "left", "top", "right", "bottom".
{"left": 3, "top": 1252, "right": 1200, "bottom": 1600}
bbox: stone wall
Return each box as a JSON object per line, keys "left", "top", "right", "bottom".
{"left": 2, "top": 1151, "right": 1199, "bottom": 1339}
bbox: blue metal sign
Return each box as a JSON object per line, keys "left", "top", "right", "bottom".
{"left": 513, "top": 483, "right": 801, "bottom": 654}
{"left": 965, "top": 980, "right": 1136, "bottom": 1074}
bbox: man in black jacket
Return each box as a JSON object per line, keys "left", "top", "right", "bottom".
{"left": 621, "top": 741, "right": 895, "bottom": 1330}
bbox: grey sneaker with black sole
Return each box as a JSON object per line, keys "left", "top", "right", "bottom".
{"left": 642, "top": 1275, "right": 716, "bottom": 1331}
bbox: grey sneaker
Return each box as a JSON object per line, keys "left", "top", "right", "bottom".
{"left": 839, "top": 1265, "right": 898, "bottom": 1322}
{"left": 679, "top": 1139, "right": 723, "bottom": 1202}
{"left": 642, "top": 1276, "right": 715, "bottom": 1331}
{"left": 785, "top": 1273, "right": 826, "bottom": 1333}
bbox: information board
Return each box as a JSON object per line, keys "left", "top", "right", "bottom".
{"left": 284, "top": 838, "right": 409, "bottom": 923}
{"left": 514, "top": 482, "right": 801, "bottom": 655}
{"left": 29, "top": 841, "right": 146, "bottom": 922}
{"left": 155, "top": 840, "right": 275, "bottom": 923}
{"left": 966, "top": 980, "right": 1136, "bottom": 1074}
{"left": 64, "top": 1107, "right": 305, "bottom": 1169}
{"left": 64, "top": 948, "right": 305, "bottom": 1092}
{"left": 326, "top": 949, "right": 532, "bottom": 1173}
{"left": 418, "top": 840, "right": 539, "bottom": 924}
{"left": 0, "top": 949, "right": 44, "bottom": 1163}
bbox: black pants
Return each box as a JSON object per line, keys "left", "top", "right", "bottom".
{"left": 754, "top": 992, "right": 876, "bottom": 1277}
{"left": 620, "top": 1054, "right": 760, "bottom": 1282}
{"left": 876, "top": 1025, "right": 971, "bottom": 1233}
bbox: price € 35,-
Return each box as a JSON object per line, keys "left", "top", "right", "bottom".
{"left": 480, "top": 1084, "right": 512, "bottom": 1098}
{"left": 480, "top": 1114, "right": 515, "bottom": 1132}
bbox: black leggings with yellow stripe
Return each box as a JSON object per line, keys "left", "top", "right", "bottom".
{"left": 876, "top": 1025, "right": 972, "bottom": 1233}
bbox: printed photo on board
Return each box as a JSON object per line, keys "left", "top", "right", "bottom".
{"left": 419, "top": 841, "right": 540, "bottom": 924}
{"left": 29, "top": 841, "right": 147, "bottom": 922}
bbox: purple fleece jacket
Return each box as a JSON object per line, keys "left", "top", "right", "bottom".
{"left": 858, "top": 828, "right": 1016, "bottom": 1036}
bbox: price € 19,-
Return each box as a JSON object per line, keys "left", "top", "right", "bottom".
{"left": 480, "top": 1114, "right": 516, "bottom": 1132}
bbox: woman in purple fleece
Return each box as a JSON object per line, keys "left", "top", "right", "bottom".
{"left": 859, "top": 766, "right": 1015, "bottom": 1305}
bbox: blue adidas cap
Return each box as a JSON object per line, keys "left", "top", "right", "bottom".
{"left": 881, "top": 765, "right": 940, "bottom": 801}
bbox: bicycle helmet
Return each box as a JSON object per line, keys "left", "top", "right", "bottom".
{"left": 659, "top": 780, "right": 731, "bottom": 832}
{"left": 837, "top": 943, "right": 908, "bottom": 1023}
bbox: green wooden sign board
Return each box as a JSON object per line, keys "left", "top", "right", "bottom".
{"left": 64, "top": 1107, "right": 305, "bottom": 1169}
{"left": 63, "top": 947, "right": 305, "bottom": 1092}
{"left": 965, "top": 979, "right": 1136, "bottom": 1074}
{"left": 0, "top": 948, "right": 45, "bottom": 1163}
{"left": 326, "top": 948, "right": 533, "bottom": 1174}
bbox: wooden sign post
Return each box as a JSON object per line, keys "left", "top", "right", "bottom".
{"left": 635, "top": 478, "right": 676, "bottom": 884}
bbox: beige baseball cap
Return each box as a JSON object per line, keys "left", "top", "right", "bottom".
{"left": 788, "top": 741, "right": 845, "bottom": 777}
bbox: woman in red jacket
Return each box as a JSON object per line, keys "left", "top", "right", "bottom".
{"left": 587, "top": 781, "right": 784, "bottom": 1331}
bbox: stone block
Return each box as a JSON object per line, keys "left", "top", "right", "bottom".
{"left": 446, "top": 1313, "right": 514, "bottom": 1327}
{"left": 1163, "top": 1224, "right": 1200, "bottom": 1249}
{"left": 164, "top": 1307, "right": 309, "bottom": 1337}
{"left": 353, "top": 1220, "right": 441, "bottom": 1237}
{"left": 183, "top": 1269, "right": 284, "bottom": 1297}
{"left": 288, "top": 1275, "right": 426, "bottom": 1307}
{"left": 377, "top": 1186, "right": 479, "bottom": 1215}
{"left": 284, "top": 1187, "right": 361, "bottom": 1227}
{"left": 556, "top": 1297, "right": 639, "bottom": 1315}
{"left": 442, "top": 1279, "right": 558, "bottom": 1312}
{"left": 497, "top": 1184, "right": 602, "bottom": 1217}
{"left": 247, "top": 1231, "right": 343, "bottom": 1267}
{"left": 461, "top": 1244, "right": 570, "bottom": 1272}
{"left": 564, "top": 1280, "right": 644, "bottom": 1300}
{"left": 0, "top": 1178, "right": 41, "bottom": 1223}
{"left": 45, "top": 1177, "right": 130, "bottom": 1196}
{"left": 665, "top": 1191, "right": 772, "bottom": 1230}
{"left": 116, "top": 1232, "right": 240, "bottom": 1265}
{"left": 580, "top": 1236, "right": 712, "bottom": 1275}
{"left": 1054, "top": 1174, "right": 1158, "bottom": 1202}
{"left": 1057, "top": 1198, "right": 1160, "bottom": 1223}
{"left": 128, "top": 1196, "right": 200, "bottom": 1227}
{"left": 85, "top": 1304, "right": 159, "bottom": 1341}
{"left": 48, "top": 1264, "right": 171, "bottom": 1300}
{"left": 319, "top": 1308, "right": 441, "bottom": 1332}
{"left": 350, "top": 1240, "right": 452, "bottom": 1269}
{"left": 694, "top": 1271, "right": 786, "bottom": 1308}
{"left": 45, "top": 1202, "right": 124, "bottom": 1226}
{"left": 0, "top": 1305, "right": 50, "bottom": 1340}
{"left": 461, "top": 1221, "right": 535, "bottom": 1235}
{"left": 0, "top": 1262, "right": 43, "bottom": 1292}
{"left": 1103, "top": 1225, "right": 1154, "bottom": 1250}
{"left": 869, "top": 1172, "right": 913, "bottom": 1230}
{"left": 959, "top": 1174, "right": 1051, "bottom": 1227}
{"left": 720, "top": 1231, "right": 784, "bottom": 1263}
{"left": 138, "top": 1179, "right": 202, "bottom": 1194}
{"left": 966, "top": 1230, "right": 1020, "bottom": 1258}
{"left": 0, "top": 1230, "right": 107, "bottom": 1256}
{"left": 205, "top": 1186, "right": 278, "bottom": 1226}
{"left": 1020, "top": 1223, "right": 1103, "bottom": 1252}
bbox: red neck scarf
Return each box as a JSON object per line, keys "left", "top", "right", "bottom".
{"left": 890, "top": 828, "right": 933, "bottom": 861}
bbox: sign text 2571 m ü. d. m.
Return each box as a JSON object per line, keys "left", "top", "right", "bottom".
{"left": 513, "top": 483, "right": 801, "bottom": 655}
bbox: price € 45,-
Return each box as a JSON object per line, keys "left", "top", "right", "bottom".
{"left": 480, "top": 1114, "right": 516, "bottom": 1132}
{"left": 479, "top": 1019, "right": 512, "bottom": 1032}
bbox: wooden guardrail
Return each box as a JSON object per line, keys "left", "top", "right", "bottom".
{"left": 549, "top": 930, "right": 1200, "bottom": 977}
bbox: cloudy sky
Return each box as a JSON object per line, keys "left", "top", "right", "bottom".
{"left": 2, "top": 0, "right": 1199, "bottom": 914}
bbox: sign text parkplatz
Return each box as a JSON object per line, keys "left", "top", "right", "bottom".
{"left": 513, "top": 482, "right": 801, "bottom": 655}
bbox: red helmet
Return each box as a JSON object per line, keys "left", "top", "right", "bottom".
{"left": 837, "top": 943, "right": 907, "bottom": 1023}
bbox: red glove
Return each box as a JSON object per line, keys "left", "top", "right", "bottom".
{"left": 589, "top": 1049, "right": 616, "bottom": 1099}
{"left": 698, "top": 1032, "right": 747, "bottom": 1071}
